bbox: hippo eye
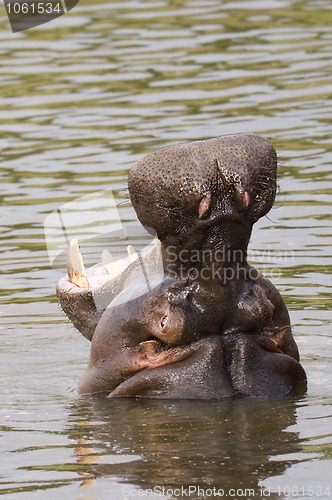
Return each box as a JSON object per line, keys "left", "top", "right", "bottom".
{"left": 160, "top": 315, "right": 168, "bottom": 329}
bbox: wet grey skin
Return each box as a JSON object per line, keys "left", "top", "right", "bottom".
{"left": 57, "top": 134, "right": 306, "bottom": 399}
{"left": 77, "top": 279, "right": 234, "bottom": 398}
{"left": 78, "top": 277, "right": 306, "bottom": 399}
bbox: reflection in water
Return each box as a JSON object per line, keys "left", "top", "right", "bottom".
{"left": 68, "top": 397, "right": 302, "bottom": 498}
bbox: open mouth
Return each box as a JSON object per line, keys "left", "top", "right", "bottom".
{"left": 56, "top": 237, "right": 165, "bottom": 338}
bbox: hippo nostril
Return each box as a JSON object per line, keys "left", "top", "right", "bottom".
{"left": 198, "top": 194, "right": 212, "bottom": 218}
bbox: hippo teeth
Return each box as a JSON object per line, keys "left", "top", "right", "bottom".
{"left": 101, "top": 250, "right": 122, "bottom": 277}
{"left": 127, "top": 244, "right": 139, "bottom": 263}
{"left": 101, "top": 246, "right": 139, "bottom": 279}
{"left": 66, "top": 238, "right": 89, "bottom": 288}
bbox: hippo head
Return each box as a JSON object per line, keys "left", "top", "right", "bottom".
{"left": 128, "top": 134, "right": 277, "bottom": 254}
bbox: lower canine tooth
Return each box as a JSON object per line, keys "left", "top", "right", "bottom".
{"left": 66, "top": 238, "right": 89, "bottom": 288}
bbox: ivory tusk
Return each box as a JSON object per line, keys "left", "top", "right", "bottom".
{"left": 66, "top": 238, "right": 89, "bottom": 288}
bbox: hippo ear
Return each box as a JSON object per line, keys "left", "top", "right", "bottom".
{"left": 226, "top": 333, "right": 306, "bottom": 398}
{"left": 198, "top": 194, "right": 212, "bottom": 218}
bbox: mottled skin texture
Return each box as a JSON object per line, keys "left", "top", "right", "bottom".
{"left": 57, "top": 134, "right": 306, "bottom": 399}
{"left": 77, "top": 280, "right": 234, "bottom": 398}
{"left": 128, "top": 134, "right": 277, "bottom": 250}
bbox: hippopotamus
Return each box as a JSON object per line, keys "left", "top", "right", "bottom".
{"left": 57, "top": 134, "right": 306, "bottom": 399}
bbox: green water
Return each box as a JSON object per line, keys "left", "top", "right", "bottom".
{"left": 1, "top": 0, "right": 331, "bottom": 498}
